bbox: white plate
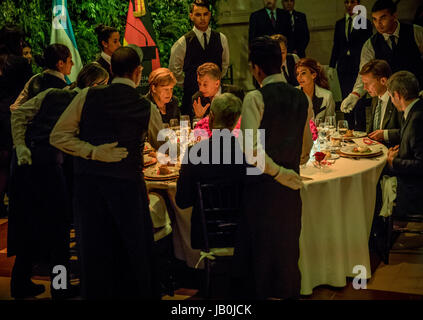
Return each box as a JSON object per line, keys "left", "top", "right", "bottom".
{"left": 340, "top": 145, "right": 381, "bottom": 156}
{"left": 144, "top": 166, "right": 179, "bottom": 180}
{"left": 331, "top": 131, "right": 367, "bottom": 140}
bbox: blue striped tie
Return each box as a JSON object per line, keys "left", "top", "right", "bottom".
{"left": 373, "top": 98, "right": 382, "bottom": 131}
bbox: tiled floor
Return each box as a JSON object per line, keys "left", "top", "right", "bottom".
{"left": 1, "top": 219, "right": 422, "bottom": 300}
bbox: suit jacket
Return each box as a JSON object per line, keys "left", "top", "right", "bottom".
{"left": 175, "top": 136, "right": 246, "bottom": 249}
{"left": 285, "top": 10, "right": 310, "bottom": 58}
{"left": 367, "top": 96, "right": 402, "bottom": 145}
{"left": 96, "top": 56, "right": 112, "bottom": 84}
{"left": 329, "top": 17, "right": 373, "bottom": 73}
{"left": 296, "top": 84, "right": 335, "bottom": 123}
{"left": 248, "top": 8, "right": 291, "bottom": 44}
{"left": 392, "top": 99, "right": 423, "bottom": 215}
{"left": 191, "top": 84, "right": 245, "bottom": 118}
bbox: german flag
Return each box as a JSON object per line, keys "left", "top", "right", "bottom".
{"left": 124, "top": 0, "right": 160, "bottom": 93}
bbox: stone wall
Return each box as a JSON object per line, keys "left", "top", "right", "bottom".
{"left": 216, "top": 0, "right": 420, "bottom": 90}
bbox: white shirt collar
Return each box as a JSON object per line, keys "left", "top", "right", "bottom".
{"left": 262, "top": 73, "right": 284, "bottom": 87}
{"left": 101, "top": 51, "right": 112, "bottom": 65}
{"left": 382, "top": 21, "right": 400, "bottom": 41}
{"left": 404, "top": 98, "right": 420, "bottom": 120}
{"left": 112, "top": 77, "right": 136, "bottom": 88}
{"left": 193, "top": 26, "right": 211, "bottom": 38}
{"left": 43, "top": 69, "right": 66, "bottom": 82}
{"left": 379, "top": 90, "right": 390, "bottom": 103}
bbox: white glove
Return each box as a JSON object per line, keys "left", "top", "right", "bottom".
{"left": 340, "top": 93, "right": 360, "bottom": 113}
{"left": 91, "top": 142, "right": 128, "bottom": 163}
{"left": 16, "top": 144, "right": 32, "bottom": 166}
{"left": 274, "top": 166, "right": 304, "bottom": 190}
{"left": 327, "top": 67, "right": 337, "bottom": 81}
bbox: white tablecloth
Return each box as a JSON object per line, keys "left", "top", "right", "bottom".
{"left": 146, "top": 139, "right": 388, "bottom": 295}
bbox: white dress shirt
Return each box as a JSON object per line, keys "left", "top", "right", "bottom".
{"left": 10, "top": 69, "right": 66, "bottom": 111}
{"left": 100, "top": 51, "right": 112, "bottom": 65}
{"left": 169, "top": 26, "right": 230, "bottom": 86}
{"left": 352, "top": 22, "right": 423, "bottom": 96}
{"left": 50, "top": 77, "right": 165, "bottom": 158}
{"left": 240, "top": 73, "right": 313, "bottom": 177}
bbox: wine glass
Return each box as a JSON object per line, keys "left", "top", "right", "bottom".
{"left": 314, "top": 151, "right": 326, "bottom": 169}
{"left": 337, "top": 120, "right": 349, "bottom": 145}
{"left": 315, "top": 118, "right": 327, "bottom": 150}
{"left": 325, "top": 116, "right": 336, "bottom": 139}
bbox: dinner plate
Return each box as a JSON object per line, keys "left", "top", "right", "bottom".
{"left": 339, "top": 145, "right": 382, "bottom": 156}
{"left": 331, "top": 131, "right": 367, "bottom": 140}
{"left": 143, "top": 155, "right": 157, "bottom": 167}
{"left": 144, "top": 165, "right": 179, "bottom": 180}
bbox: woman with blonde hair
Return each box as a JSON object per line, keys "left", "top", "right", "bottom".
{"left": 296, "top": 58, "right": 335, "bottom": 123}
{"left": 146, "top": 67, "right": 180, "bottom": 123}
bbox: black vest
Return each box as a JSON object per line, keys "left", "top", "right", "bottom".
{"left": 258, "top": 82, "right": 308, "bottom": 173}
{"left": 371, "top": 23, "right": 423, "bottom": 88}
{"left": 74, "top": 83, "right": 151, "bottom": 180}
{"left": 285, "top": 55, "right": 299, "bottom": 86}
{"left": 26, "top": 88, "right": 79, "bottom": 164}
{"left": 183, "top": 30, "right": 223, "bottom": 94}
{"left": 27, "top": 72, "right": 67, "bottom": 100}
{"left": 96, "top": 56, "right": 113, "bottom": 84}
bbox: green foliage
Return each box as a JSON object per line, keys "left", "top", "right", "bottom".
{"left": 0, "top": 0, "right": 223, "bottom": 69}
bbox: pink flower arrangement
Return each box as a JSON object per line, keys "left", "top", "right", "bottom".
{"left": 309, "top": 119, "right": 318, "bottom": 141}
{"left": 193, "top": 116, "right": 242, "bottom": 139}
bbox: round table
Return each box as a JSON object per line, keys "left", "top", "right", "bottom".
{"left": 146, "top": 139, "right": 388, "bottom": 295}
{"left": 299, "top": 140, "right": 387, "bottom": 295}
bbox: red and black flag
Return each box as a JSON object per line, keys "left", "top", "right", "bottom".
{"left": 124, "top": 0, "right": 161, "bottom": 93}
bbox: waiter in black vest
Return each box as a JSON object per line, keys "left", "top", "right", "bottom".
{"left": 341, "top": 0, "right": 423, "bottom": 116}
{"left": 169, "top": 0, "right": 229, "bottom": 116}
{"left": 50, "top": 46, "right": 160, "bottom": 299}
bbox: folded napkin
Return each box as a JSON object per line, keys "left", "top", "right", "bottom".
{"left": 379, "top": 175, "right": 397, "bottom": 217}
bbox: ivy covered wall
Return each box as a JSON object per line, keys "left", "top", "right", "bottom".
{"left": 0, "top": 0, "right": 220, "bottom": 68}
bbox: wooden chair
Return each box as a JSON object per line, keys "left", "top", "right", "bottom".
{"left": 383, "top": 205, "right": 423, "bottom": 264}
{"left": 195, "top": 178, "right": 242, "bottom": 298}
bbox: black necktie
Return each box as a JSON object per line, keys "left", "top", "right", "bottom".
{"left": 390, "top": 35, "right": 397, "bottom": 52}
{"left": 282, "top": 65, "right": 289, "bottom": 82}
{"left": 270, "top": 11, "right": 276, "bottom": 28}
{"left": 347, "top": 17, "right": 353, "bottom": 40}
{"left": 203, "top": 32, "right": 208, "bottom": 49}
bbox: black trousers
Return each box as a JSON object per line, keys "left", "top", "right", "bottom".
{"left": 9, "top": 161, "right": 71, "bottom": 291}
{"left": 73, "top": 174, "right": 160, "bottom": 300}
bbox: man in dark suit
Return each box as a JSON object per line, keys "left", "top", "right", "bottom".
{"left": 281, "top": 0, "right": 309, "bottom": 58}
{"left": 191, "top": 62, "right": 244, "bottom": 119}
{"left": 386, "top": 71, "right": 423, "bottom": 216}
{"left": 248, "top": 0, "right": 291, "bottom": 44}
{"left": 329, "top": 0, "right": 373, "bottom": 129}
{"left": 359, "top": 59, "right": 401, "bottom": 147}
{"left": 176, "top": 93, "right": 246, "bottom": 249}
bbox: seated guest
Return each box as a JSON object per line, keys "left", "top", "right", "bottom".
{"left": 270, "top": 34, "right": 299, "bottom": 86}
{"left": 95, "top": 24, "right": 121, "bottom": 82}
{"left": 360, "top": 59, "right": 402, "bottom": 146}
{"left": 296, "top": 58, "right": 335, "bottom": 123}
{"left": 386, "top": 71, "right": 423, "bottom": 216}
{"left": 21, "top": 41, "right": 32, "bottom": 65}
{"left": 146, "top": 68, "right": 180, "bottom": 124}
{"left": 176, "top": 92, "right": 246, "bottom": 249}
{"left": 8, "top": 62, "right": 109, "bottom": 299}
{"left": 10, "top": 44, "right": 73, "bottom": 111}
{"left": 192, "top": 62, "right": 244, "bottom": 119}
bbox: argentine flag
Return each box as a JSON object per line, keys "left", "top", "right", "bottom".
{"left": 50, "top": 0, "right": 82, "bottom": 83}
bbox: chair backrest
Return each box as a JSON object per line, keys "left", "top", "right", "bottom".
{"left": 196, "top": 178, "right": 242, "bottom": 251}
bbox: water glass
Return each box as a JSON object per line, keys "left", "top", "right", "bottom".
{"left": 169, "top": 118, "right": 179, "bottom": 129}
{"left": 337, "top": 120, "right": 349, "bottom": 135}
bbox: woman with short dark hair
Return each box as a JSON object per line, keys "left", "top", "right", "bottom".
{"left": 95, "top": 24, "right": 121, "bottom": 82}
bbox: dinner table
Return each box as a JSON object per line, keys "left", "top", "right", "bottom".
{"left": 144, "top": 137, "right": 388, "bottom": 295}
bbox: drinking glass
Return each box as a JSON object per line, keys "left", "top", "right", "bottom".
{"left": 180, "top": 115, "right": 190, "bottom": 128}
{"left": 169, "top": 118, "right": 179, "bottom": 129}
{"left": 337, "top": 120, "right": 349, "bottom": 145}
{"left": 315, "top": 118, "right": 327, "bottom": 149}
{"left": 325, "top": 116, "right": 336, "bottom": 141}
